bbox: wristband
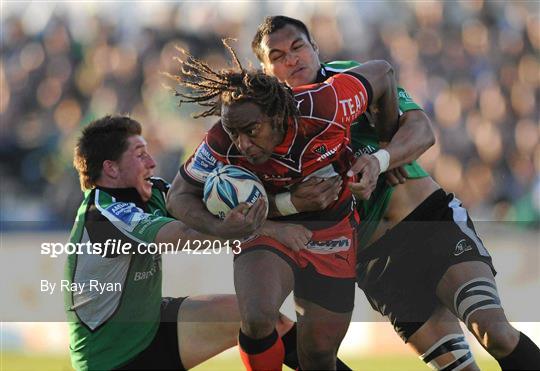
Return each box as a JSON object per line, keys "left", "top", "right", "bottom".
{"left": 275, "top": 192, "right": 298, "bottom": 216}
{"left": 372, "top": 149, "right": 390, "bottom": 174}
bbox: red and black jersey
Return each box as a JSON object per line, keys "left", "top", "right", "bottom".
{"left": 181, "top": 72, "right": 372, "bottom": 229}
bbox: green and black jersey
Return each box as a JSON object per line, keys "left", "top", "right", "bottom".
{"left": 65, "top": 178, "right": 174, "bottom": 371}
{"left": 318, "top": 61, "right": 429, "bottom": 247}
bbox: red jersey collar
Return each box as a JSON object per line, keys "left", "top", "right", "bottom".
{"left": 272, "top": 117, "right": 298, "bottom": 157}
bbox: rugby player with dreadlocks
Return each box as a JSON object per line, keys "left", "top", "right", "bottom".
{"left": 166, "top": 40, "right": 400, "bottom": 370}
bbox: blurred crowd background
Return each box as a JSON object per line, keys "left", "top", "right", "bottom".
{"left": 1, "top": 0, "right": 539, "bottom": 228}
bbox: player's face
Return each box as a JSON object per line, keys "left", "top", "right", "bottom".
{"left": 222, "top": 101, "right": 284, "bottom": 165}
{"left": 116, "top": 135, "right": 156, "bottom": 201}
{"left": 259, "top": 24, "right": 320, "bottom": 88}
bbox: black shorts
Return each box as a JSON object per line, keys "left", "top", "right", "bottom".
{"left": 236, "top": 247, "right": 355, "bottom": 313}
{"left": 115, "top": 297, "right": 187, "bottom": 370}
{"left": 356, "top": 189, "right": 496, "bottom": 342}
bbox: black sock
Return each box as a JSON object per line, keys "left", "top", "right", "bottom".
{"left": 282, "top": 323, "right": 299, "bottom": 369}
{"left": 280, "top": 323, "right": 352, "bottom": 370}
{"left": 238, "top": 328, "right": 278, "bottom": 354}
{"left": 498, "top": 332, "right": 540, "bottom": 370}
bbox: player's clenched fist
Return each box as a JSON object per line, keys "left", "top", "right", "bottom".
{"left": 217, "top": 199, "right": 267, "bottom": 238}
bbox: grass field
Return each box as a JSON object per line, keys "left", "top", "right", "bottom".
{"left": 1, "top": 351, "right": 500, "bottom": 371}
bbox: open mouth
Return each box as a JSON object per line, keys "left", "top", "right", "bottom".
{"left": 144, "top": 177, "right": 153, "bottom": 185}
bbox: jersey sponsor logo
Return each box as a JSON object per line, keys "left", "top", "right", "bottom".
{"left": 316, "top": 143, "right": 341, "bottom": 162}
{"left": 339, "top": 90, "right": 367, "bottom": 119}
{"left": 398, "top": 89, "right": 413, "bottom": 103}
{"left": 193, "top": 142, "right": 218, "bottom": 171}
{"left": 306, "top": 236, "right": 351, "bottom": 254}
{"left": 134, "top": 257, "right": 161, "bottom": 281}
{"left": 105, "top": 202, "right": 146, "bottom": 232}
{"left": 454, "top": 239, "right": 473, "bottom": 256}
{"left": 313, "top": 144, "right": 327, "bottom": 155}
{"left": 354, "top": 144, "right": 378, "bottom": 157}
{"left": 187, "top": 142, "right": 219, "bottom": 182}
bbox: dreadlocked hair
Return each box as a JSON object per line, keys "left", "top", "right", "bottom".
{"left": 170, "top": 39, "right": 299, "bottom": 130}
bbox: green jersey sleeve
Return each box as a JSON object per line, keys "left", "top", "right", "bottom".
{"left": 94, "top": 189, "right": 174, "bottom": 245}
{"left": 324, "top": 60, "right": 361, "bottom": 70}
{"left": 397, "top": 86, "right": 422, "bottom": 112}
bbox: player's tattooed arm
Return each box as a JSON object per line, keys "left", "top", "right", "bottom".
{"left": 166, "top": 172, "right": 266, "bottom": 239}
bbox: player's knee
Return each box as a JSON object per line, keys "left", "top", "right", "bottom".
{"left": 241, "top": 308, "right": 278, "bottom": 338}
{"left": 299, "top": 334, "right": 339, "bottom": 363}
{"left": 470, "top": 319, "right": 519, "bottom": 358}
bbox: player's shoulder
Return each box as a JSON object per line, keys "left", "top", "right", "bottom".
{"left": 293, "top": 82, "right": 337, "bottom": 121}
{"left": 85, "top": 188, "right": 115, "bottom": 222}
{"left": 294, "top": 72, "right": 367, "bottom": 122}
{"left": 75, "top": 189, "right": 101, "bottom": 222}
{"left": 87, "top": 188, "right": 144, "bottom": 224}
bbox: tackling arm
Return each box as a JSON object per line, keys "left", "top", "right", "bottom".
{"left": 349, "top": 60, "right": 400, "bottom": 142}
{"left": 383, "top": 109, "right": 435, "bottom": 169}
{"left": 346, "top": 61, "right": 400, "bottom": 199}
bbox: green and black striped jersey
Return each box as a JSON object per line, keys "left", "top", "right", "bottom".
{"left": 65, "top": 178, "right": 174, "bottom": 371}
{"left": 318, "top": 61, "right": 429, "bottom": 248}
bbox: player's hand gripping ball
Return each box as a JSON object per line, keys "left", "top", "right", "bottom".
{"left": 203, "top": 165, "right": 268, "bottom": 219}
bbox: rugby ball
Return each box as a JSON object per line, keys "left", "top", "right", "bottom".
{"left": 203, "top": 165, "right": 268, "bottom": 219}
